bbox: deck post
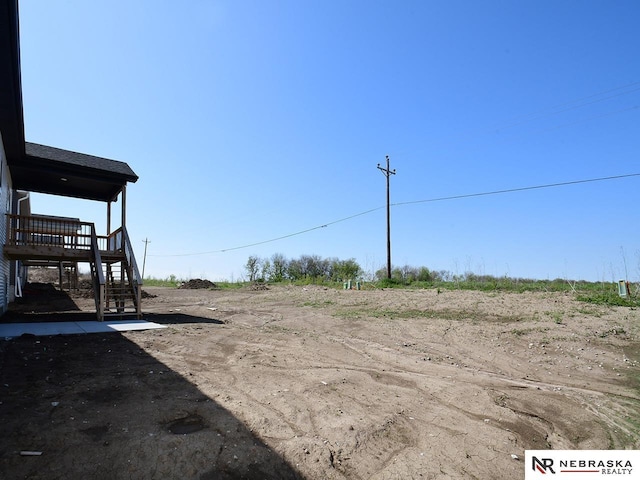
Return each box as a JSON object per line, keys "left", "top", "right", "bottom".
{"left": 106, "top": 201, "right": 111, "bottom": 236}
{"left": 121, "top": 185, "right": 127, "bottom": 230}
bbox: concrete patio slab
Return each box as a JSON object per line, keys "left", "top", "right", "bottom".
{"left": 0, "top": 320, "right": 167, "bottom": 339}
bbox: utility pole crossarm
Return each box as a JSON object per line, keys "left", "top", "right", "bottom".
{"left": 377, "top": 156, "right": 396, "bottom": 280}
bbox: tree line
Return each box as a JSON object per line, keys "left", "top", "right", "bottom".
{"left": 244, "top": 253, "right": 444, "bottom": 284}
{"left": 245, "top": 254, "right": 362, "bottom": 282}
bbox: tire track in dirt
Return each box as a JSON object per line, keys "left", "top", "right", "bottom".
{"left": 118, "top": 286, "right": 640, "bottom": 477}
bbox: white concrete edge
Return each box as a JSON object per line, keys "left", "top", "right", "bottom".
{"left": 0, "top": 320, "right": 167, "bottom": 339}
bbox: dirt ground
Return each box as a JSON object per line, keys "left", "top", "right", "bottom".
{"left": 1, "top": 283, "right": 639, "bottom": 479}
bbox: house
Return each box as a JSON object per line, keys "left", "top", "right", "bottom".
{"left": 0, "top": 0, "right": 141, "bottom": 320}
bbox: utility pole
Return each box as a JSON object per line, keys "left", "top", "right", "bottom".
{"left": 142, "top": 238, "right": 151, "bottom": 280}
{"left": 377, "top": 156, "right": 396, "bottom": 279}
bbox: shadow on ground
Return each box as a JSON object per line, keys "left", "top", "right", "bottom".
{"left": 0, "top": 331, "right": 303, "bottom": 479}
{"left": 1, "top": 312, "right": 225, "bottom": 326}
{"left": 0, "top": 284, "right": 296, "bottom": 477}
{"left": 3, "top": 283, "right": 225, "bottom": 326}
{"left": 9, "top": 283, "right": 81, "bottom": 314}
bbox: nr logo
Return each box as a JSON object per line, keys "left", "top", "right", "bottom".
{"left": 532, "top": 456, "right": 556, "bottom": 474}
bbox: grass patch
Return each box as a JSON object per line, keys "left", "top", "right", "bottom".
{"left": 576, "top": 290, "right": 640, "bottom": 307}
{"left": 511, "top": 328, "right": 534, "bottom": 336}
{"left": 543, "top": 311, "right": 564, "bottom": 324}
{"left": 374, "top": 276, "right": 640, "bottom": 308}
{"left": 214, "top": 282, "right": 246, "bottom": 290}
{"left": 143, "top": 275, "right": 183, "bottom": 287}
{"left": 333, "top": 307, "right": 524, "bottom": 323}
{"left": 575, "top": 306, "right": 602, "bottom": 317}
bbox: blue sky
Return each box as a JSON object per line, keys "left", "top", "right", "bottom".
{"left": 18, "top": 1, "right": 640, "bottom": 282}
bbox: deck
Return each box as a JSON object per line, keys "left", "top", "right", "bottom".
{"left": 5, "top": 214, "right": 142, "bottom": 320}
{"left": 4, "top": 214, "right": 125, "bottom": 262}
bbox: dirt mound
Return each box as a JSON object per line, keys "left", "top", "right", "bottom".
{"left": 9, "top": 283, "right": 82, "bottom": 314}
{"left": 178, "top": 279, "right": 217, "bottom": 289}
{"left": 27, "top": 267, "right": 61, "bottom": 284}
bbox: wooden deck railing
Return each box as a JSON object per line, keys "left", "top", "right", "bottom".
{"left": 5, "top": 214, "right": 113, "bottom": 252}
{"left": 6, "top": 214, "right": 93, "bottom": 249}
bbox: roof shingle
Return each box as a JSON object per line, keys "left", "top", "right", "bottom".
{"left": 25, "top": 142, "right": 138, "bottom": 181}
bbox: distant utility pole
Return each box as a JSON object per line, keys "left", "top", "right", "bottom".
{"left": 142, "top": 238, "right": 151, "bottom": 280}
{"left": 377, "top": 156, "right": 396, "bottom": 279}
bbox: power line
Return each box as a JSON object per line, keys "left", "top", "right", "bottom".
{"left": 388, "top": 80, "right": 640, "bottom": 162}
{"left": 149, "top": 172, "right": 640, "bottom": 257}
{"left": 492, "top": 82, "right": 640, "bottom": 132}
{"left": 392, "top": 173, "right": 640, "bottom": 207}
{"left": 523, "top": 105, "right": 639, "bottom": 136}
{"left": 149, "top": 207, "right": 384, "bottom": 257}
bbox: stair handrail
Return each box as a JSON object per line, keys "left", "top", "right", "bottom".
{"left": 121, "top": 226, "right": 142, "bottom": 286}
{"left": 90, "top": 224, "right": 105, "bottom": 285}
{"left": 121, "top": 225, "right": 142, "bottom": 318}
{"left": 90, "top": 223, "right": 105, "bottom": 320}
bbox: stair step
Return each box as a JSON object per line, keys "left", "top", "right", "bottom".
{"left": 90, "top": 232, "right": 141, "bottom": 320}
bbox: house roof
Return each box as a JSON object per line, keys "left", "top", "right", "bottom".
{"left": 0, "top": 0, "right": 25, "bottom": 164}
{"left": 0, "top": 0, "right": 139, "bottom": 203}
{"left": 8, "top": 143, "right": 139, "bottom": 202}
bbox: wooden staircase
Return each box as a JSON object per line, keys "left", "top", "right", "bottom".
{"left": 89, "top": 226, "right": 142, "bottom": 321}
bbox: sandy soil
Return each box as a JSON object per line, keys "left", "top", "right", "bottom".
{"left": 1, "top": 284, "right": 639, "bottom": 479}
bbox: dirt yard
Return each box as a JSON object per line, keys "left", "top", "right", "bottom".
{"left": 1, "top": 283, "right": 639, "bottom": 479}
